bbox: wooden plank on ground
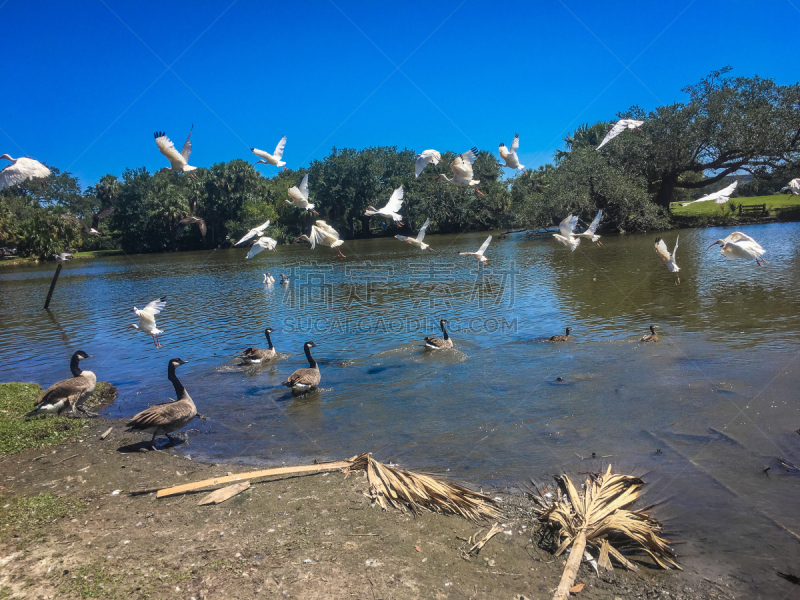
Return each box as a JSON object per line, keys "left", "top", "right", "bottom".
{"left": 198, "top": 482, "right": 251, "bottom": 505}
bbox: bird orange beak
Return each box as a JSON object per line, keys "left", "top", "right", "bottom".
{"left": 706, "top": 241, "right": 721, "bottom": 250}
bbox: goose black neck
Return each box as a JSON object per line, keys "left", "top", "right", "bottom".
{"left": 565, "top": 328, "right": 570, "bottom": 336}
{"left": 304, "top": 345, "right": 317, "bottom": 369}
{"left": 265, "top": 330, "right": 274, "bottom": 350}
{"left": 69, "top": 353, "right": 83, "bottom": 377}
{"left": 650, "top": 326, "right": 656, "bottom": 334}
{"left": 168, "top": 363, "right": 186, "bottom": 398}
{"left": 441, "top": 321, "right": 449, "bottom": 341}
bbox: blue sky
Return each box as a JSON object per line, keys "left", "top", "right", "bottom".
{"left": 2, "top": 1, "right": 799, "bottom": 188}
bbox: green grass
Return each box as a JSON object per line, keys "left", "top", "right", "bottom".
{"left": 0, "top": 249, "right": 122, "bottom": 268}
{"left": 72, "top": 249, "right": 123, "bottom": 259}
{"left": 670, "top": 193, "right": 800, "bottom": 218}
{"left": 0, "top": 383, "right": 84, "bottom": 455}
{"left": 0, "top": 493, "right": 85, "bottom": 543}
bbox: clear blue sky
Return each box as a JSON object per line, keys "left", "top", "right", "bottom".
{"left": 2, "top": 1, "right": 799, "bottom": 188}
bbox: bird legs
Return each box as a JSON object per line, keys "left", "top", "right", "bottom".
{"left": 152, "top": 334, "right": 163, "bottom": 349}
{"left": 335, "top": 249, "right": 346, "bottom": 259}
{"left": 472, "top": 185, "right": 485, "bottom": 196}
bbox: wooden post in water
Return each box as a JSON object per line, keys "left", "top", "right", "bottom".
{"left": 44, "top": 263, "right": 63, "bottom": 310}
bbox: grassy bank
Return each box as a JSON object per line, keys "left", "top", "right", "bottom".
{"left": 670, "top": 193, "right": 800, "bottom": 219}
{"left": 0, "top": 249, "right": 123, "bottom": 268}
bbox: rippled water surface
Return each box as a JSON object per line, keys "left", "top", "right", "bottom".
{"left": 2, "top": 224, "right": 800, "bottom": 597}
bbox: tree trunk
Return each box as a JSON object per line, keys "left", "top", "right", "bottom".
{"left": 553, "top": 528, "right": 588, "bottom": 600}
{"left": 654, "top": 173, "right": 679, "bottom": 208}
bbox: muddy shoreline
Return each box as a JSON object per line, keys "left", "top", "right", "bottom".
{"left": 0, "top": 417, "right": 732, "bottom": 599}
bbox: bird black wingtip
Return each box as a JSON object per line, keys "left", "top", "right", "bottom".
{"left": 469, "top": 146, "right": 478, "bottom": 153}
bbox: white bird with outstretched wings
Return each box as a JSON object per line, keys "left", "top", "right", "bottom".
{"left": 459, "top": 235, "right": 492, "bottom": 264}
{"left": 415, "top": 149, "right": 441, "bottom": 178}
{"left": 286, "top": 174, "right": 317, "bottom": 213}
{"left": 246, "top": 236, "right": 278, "bottom": 259}
{"left": 296, "top": 220, "right": 346, "bottom": 258}
{"left": 596, "top": 119, "right": 644, "bottom": 150}
{"left": 364, "top": 186, "right": 404, "bottom": 223}
{"left": 154, "top": 128, "right": 197, "bottom": 176}
{"left": 252, "top": 136, "right": 287, "bottom": 170}
{"left": 655, "top": 236, "right": 680, "bottom": 283}
{"left": 681, "top": 180, "right": 738, "bottom": 206}
{"left": 436, "top": 148, "right": 484, "bottom": 195}
{"left": 395, "top": 218, "right": 432, "bottom": 251}
{"left": 234, "top": 219, "right": 271, "bottom": 246}
{"left": 553, "top": 214, "right": 581, "bottom": 251}
{"left": 575, "top": 210, "right": 603, "bottom": 245}
{"left": 499, "top": 134, "right": 524, "bottom": 170}
{"left": 0, "top": 154, "right": 51, "bottom": 190}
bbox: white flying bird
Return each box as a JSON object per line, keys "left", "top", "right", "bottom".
{"left": 498, "top": 134, "right": 525, "bottom": 170}
{"left": 286, "top": 174, "right": 318, "bottom": 214}
{"left": 553, "top": 215, "right": 581, "bottom": 252}
{"left": 435, "top": 148, "right": 484, "bottom": 196}
{"left": 780, "top": 178, "right": 800, "bottom": 196}
{"left": 252, "top": 136, "right": 287, "bottom": 170}
{"left": 126, "top": 297, "right": 167, "bottom": 348}
{"left": 459, "top": 235, "right": 492, "bottom": 264}
{"left": 596, "top": 119, "right": 644, "bottom": 150}
{"left": 246, "top": 236, "right": 278, "bottom": 259}
{"left": 395, "top": 218, "right": 433, "bottom": 251}
{"left": 681, "top": 180, "right": 738, "bottom": 208}
{"left": 707, "top": 231, "right": 768, "bottom": 267}
{"left": 415, "top": 149, "right": 441, "bottom": 178}
{"left": 154, "top": 128, "right": 197, "bottom": 178}
{"left": 234, "top": 219, "right": 271, "bottom": 246}
{"left": 296, "top": 220, "right": 345, "bottom": 258}
{"left": 655, "top": 236, "right": 680, "bottom": 284}
{"left": 0, "top": 154, "right": 51, "bottom": 190}
{"left": 364, "top": 186, "right": 404, "bottom": 224}
{"left": 575, "top": 210, "right": 603, "bottom": 245}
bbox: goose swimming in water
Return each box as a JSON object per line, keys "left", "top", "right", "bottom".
{"left": 126, "top": 358, "right": 196, "bottom": 446}
{"left": 424, "top": 318, "right": 453, "bottom": 350}
{"left": 640, "top": 325, "right": 659, "bottom": 342}
{"left": 27, "top": 351, "right": 96, "bottom": 417}
{"left": 549, "top": 327, "right": 573, "bottom": 342}
{"left": 280, "top": 273, "right": 289, "bottom": 285}
{"left": 237, "top": 327, "right": 277, "bottom": 364}
{"left": 264, "top": 273, "right": 275, "bottom": 284}
{"left": 282, "top": 342, "right": 321, "bottom": 394}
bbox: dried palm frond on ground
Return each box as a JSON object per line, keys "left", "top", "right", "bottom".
{"left": 533, "top": 465, "right": 679, "bottom": 600}
{"left": 345, "top": 453, "right": 501, "bottom": 523}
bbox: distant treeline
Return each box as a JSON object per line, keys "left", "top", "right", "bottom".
{"left": 2, "top": 67, "right": 798, "bottom": 259}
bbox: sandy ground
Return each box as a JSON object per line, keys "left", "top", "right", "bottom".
{"left": 0, "top": 418, "right": 726, "bottom": 599}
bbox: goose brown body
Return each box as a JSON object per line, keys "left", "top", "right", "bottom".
{"left": 238, "top": 328, "right": 277, "bottom": 364}
{"left": 27, "top": 351, "right": 96, "bottom": 417}
{"left": 424, "top": 319, "right": 453, "bottom": 349}
{"left": 282, "top": 342, "right": 320, "bottom": 393}
{"left": 549, "top": 327, "right": 573, "bottom": 342}
{"left": 640, "top": 325, "right": 660, "bottom": 342}
{"left": 126, "top": 358, "right": 196, "bottom": 444}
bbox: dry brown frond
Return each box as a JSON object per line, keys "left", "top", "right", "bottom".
{"left": 345, "top": 453, "right": 501, "bottom": 523}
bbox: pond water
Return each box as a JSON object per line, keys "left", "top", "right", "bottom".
{"left": 2, "top": 223, "right": 799, "bottom": 597}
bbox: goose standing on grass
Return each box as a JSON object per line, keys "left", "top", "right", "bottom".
{"left": 549, "top": 327, "right": 573, "bottom": 342}
{"left": 596, "top": 119, "right": 644, "bottom": 150}
{"left": 576, "top": 210, "right": 603, "bottom": 245}
{"left": 154, "top": 128, "right": 197, "bottom": 179}
{"left": 286, "top": 174, "right": 318, "bottom": 214}
{"left": 0, "top": 154, "right": 50, "bottom": 190}
{"left": 655, "top": 236, "right": 680, "bottom": 283}
{"left": 295, "top": 221, "right": 346, "bottom": 258}
{"left": 60, "top": 208, "right": 114, "bottom": 237}
{"left": 364, "top": 186, "right": 404, "bottom": 225}
{"left": 424, "top": 318, "right": 453, "bottom": 349}
{"left": 282, "top": 342, "right": 321, "bottom": 394}
{"left": 126, "top": 297, "right": 166, "bottom": 348}
{"left": 707, "top": 231, "right": 768, "bottom": 266}
{"left": 126, "top": 358, "right": 196, "bottom": 446}
{"left": 680, "top": 180, "right": 738, "bottom": 210}
{"left": 280, "top": 273, "right": 289, "bottom": 285}
{"left": 780, "top": 178, "right": 800, "bottom": 196}
{"left": 640, "top": 325, "right": 659, "bottom": 342}
{"left": 234, "top": 219, "right": 271, "bottom": 247}
{"left": 553, "top": 215, "right": 580, "bottom": 251}
{"left": 246, "top": 235, "right": 278, "bottom": 258}
{"left": 252, "top": 136, "right": 287, "bottom": 170}
{"left": 415, "top": 149, "right": 441, "bottom": 178}
{"left": 395, "top": 217, "right": 433, "bottom": 251}
{"left": 435, "top": 148, "right": 484, "bottom": 195}
{"left": 264, "top": 273, "right": 275, "bottom": 284}
{"left": 26, "top": 351, "right": 96, "bottom": 417}
{"left": 459, "top": 235, "right": 492, "bottom": 264}
{"left": 237, "top": 327, "right": 277, "bottom": 364}
{"left": 498, "top": 134, "right": 525, "bottom": 171}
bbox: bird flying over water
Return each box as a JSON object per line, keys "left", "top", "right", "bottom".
{"left": 176, "top": 216, "right": 207, "bottom": 240}
{"left": 286, "top": 174, "right": 317, "bottom": 214}
{"left": 498, "top": 134, "right": 525, "bottom": 170}
{"left": 655, "top": 236, "right": 680, "bottom": 283}
{"left": 415, "top": 149, "right": 441, "bottom": 178}
{"left": 295, "top": 220, "right": 345, "bottom": 258}
{"left": 364, "top": 186, "right": 404, "bottom": 224}
{"left": 234, "top": 220, "right": 271, "bottom": 246}
{"left": 127, "top": 297, "right": 167, "bottom": 348}
{"left": 680, "top": 180, "right": 738, "bottom": 208}
{"left": 553, "top": 215, "right": 581, "bottom": 252}
{"left": 459, "top": 235, "right": 492, "bottom": 264}
{"left": 252, "top": 136, "right": 287, "bottom": 170}
{"left": 0, "top": 154, "right": 50, "bottom": 190}
{"left": 435, "top": 148, "right": 484, "bottom": 196}
{"left": 575, "top": 210, "right": 603, "bottom": 245}
{"left": 154, "top": 128, "right": 197, "bottom": 178}
{"left": 596, "top": 119, "right": 644, "bottom": 150}
{"left": 395, "top": 218, "right": 433, "bottom": 251}
{"left": 246, "top": 236, "right": 278, "bottom": 259}
{"left": 61, "top": 208, "right": 114, "bottom": 237}
{"left": 707, "top": 231, "right": 768, "bottom": 267}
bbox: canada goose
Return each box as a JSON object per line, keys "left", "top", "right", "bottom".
{"left": 237, "top": 327, "right": 277, "bottom": 364}
{"left": 282, "top": 342, "right": 321, "bottom": 394}
{"left": 126, "top": 358, "right": 196, "bottom": 446}
{"left": 280, "top": 273, "right": 289, "bottom": 285}
{"left": 27, "top": 351, "right": 97, "bottom": 417}
{"left": 549, "top": 327, "right": 573, "bottom": 342}
{"left": 640, "top": 325, "right": 659, "bottom": 342}
{"left": 415, "top": 149, "right": 441, "bottom": 178}
{"left": 424, "top": 319, "right": 453, "bottom": 350}
{"left": 126, "top": 297, "right": 166, "bottom": 348}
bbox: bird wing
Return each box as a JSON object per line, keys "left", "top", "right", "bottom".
{"left": 654, "top": 238, "right": 671, "bottom": 262}
{"left": 93, "top": 207, "right": 114, "bottom": 229}
{"left": 559, "top": 214, "right": 578, "bottom": 237}
{"left": 181, "top": 125, "right": 193, "bottom": 161}
{"left": 272, "top": 136, "right": 287, "bottom": 160}
{"left": 596, "top": 121, "right": 627, "bottom": 150}
{"left": 314, "top": 220, "right": 340, "bottom": 239}
{"left": 671, "top": 235, "right": 679, "bottom": 261}
{"left": 128, "top": 399, "right": 194, "bottom": 429}
{"left": 246, "top": 237, "right": 274, "bottom": 258}
{"left": 623, "top": 119, "right": 645, "bottom": 129}
{"left": 61, "top": 214, "right": 90, "bottom": 233}
{"left": 382, "top": 186, "right": 404, "bottom": 214}
{"left": 36, "top": 376, "right": 93, "bottom": 406}
{"left": 142, "top": 297, "right": 166, "bottom": 315}
{"left": 477, "top": 235, "right": 492, "bottom": 255}
{"left": 585, "top": 209, "right": 603, "bottom": 234}
{"left": 725, "top": 231, "right": 756, "bottom": 244}
{"left": 510, "top": 134, "right": 520, "bottom": 153}
{"left": 498, "top": 144, "right": 510, "bottom": 160}
{"left": 297, "top": 174, "right": 309, "bottom": 200}
{"left": 451, "top": 148, "right": 478, "bottom": 180}
{"left": 235, "top": 219, "right": 270, "bottom": 246}
{"left": 155, "top": 133, "right": 187, "bottom": 168}
{"left": 415, "top": 150, "right": 439, "bottom": 177}
{"left": 0, "top": 158, "right": 51, "bottom": 190}
{"left": 416, "top": 218, "right": 431, "bottom": 242}
{"left": 692, "top": 180, "right": 739, "bottom": 204}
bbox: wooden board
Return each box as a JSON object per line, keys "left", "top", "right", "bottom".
{"left": 198, "top": 482, "right": 250, "bottom": 505}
